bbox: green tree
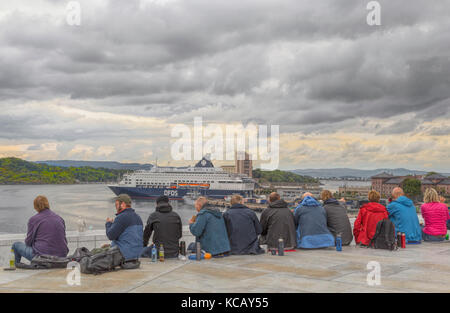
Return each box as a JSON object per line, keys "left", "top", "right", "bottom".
{"left": 402, "top": 178, "right": 422, "bottom": 199}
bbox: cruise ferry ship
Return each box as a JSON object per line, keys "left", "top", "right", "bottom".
{"left": 108, "top": 156, "right": 255, "bottom": 200}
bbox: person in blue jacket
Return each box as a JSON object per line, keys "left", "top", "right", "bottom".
{"left": 189, "top": 197, "right": 231, "bottom": 256}
{"left": 294, "top": 193, "right": 335, "bottom": 249}
{"left": 106, "top": 194, "right": 144, "bottom": 260}
{"left": 387, "top": 187, "right": 422, "bottom": 243}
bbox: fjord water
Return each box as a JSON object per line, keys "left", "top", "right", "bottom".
{"left": 0, "top": 184, "right": 197, "bottom": 234}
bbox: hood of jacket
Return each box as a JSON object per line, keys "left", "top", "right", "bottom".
{"left": 268, "top": 199, "right": 288, "bottom": 209}
{"left": 300, "top": 196, "right": 321, "bottom": 207}
{"left": 156, "top": 202, "right": 173, "bottom": 213}
{"left": 198, "top": 204, "right": 222, "bottom": 218}
{"left": 392, "top": 196, "right": 414, "bottom": 208}
{"left": 362, "top": 202, "right": 387, "bottom": 213}
{"left": 323, "top": 198, "right": 340, "bottom": 205}
{"left": 229, "top": 203, "right": 248, "bottom": 210}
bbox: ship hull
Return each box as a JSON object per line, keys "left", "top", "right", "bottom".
{"left": 108, "top": 185, "right": 252, "bottom": 200}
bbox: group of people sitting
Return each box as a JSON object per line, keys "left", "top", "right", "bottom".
{"left": 11, "top": 187, "right": 450, "bottom": 266}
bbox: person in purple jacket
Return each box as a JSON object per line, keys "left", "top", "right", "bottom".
{"left": 11, "top": 195, "right": 69, "bottom": 264}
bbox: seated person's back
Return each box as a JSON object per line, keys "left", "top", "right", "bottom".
{"left": 387, "top": 187, "right": 422, "bottom": 242}
{"left": 353, "top": 190, "right": 388, "bottom": 246}
{"left": 421, "top": 188, "right": 450, "bottom": 240}
{"left": 259, "top": 193, "right": 296, "bottom": 250}
{"left": 106, "top": 194, "right": 143, "bottom": 260}
{"left": 321, "top": 190, "right": 353, "bottom": 246}
{"left": 294, "top": 193, "right": 335, "bottom": 249}
{"left": 26, "top": 196, "right": 69, "bottom": 257}
{"left": 189, "top": 197, "right": 230, "bottom": 256}
{"left": 143, "top": 195, "right": 182, "bottom": 258}
{"left": 223, "top": 195, "right": 264, "bottom": 255}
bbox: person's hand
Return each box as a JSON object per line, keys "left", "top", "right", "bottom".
{"left": 101, "top": 244, "right": 110, "bottom": 249}
{"left": 106, "top": 217, "right": 114, "bottom": 223}
{"left": 189, "top": 215, "right": 196, "bottom": 224}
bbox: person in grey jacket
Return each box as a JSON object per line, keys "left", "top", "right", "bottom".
{"left": 321, "top": 190, "right": 353, "bottom": 246}
{"left": 259, "top": 192, "right": 297, "bottom": 250}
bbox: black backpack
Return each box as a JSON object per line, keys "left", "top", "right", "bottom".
{"left": 369, "top": 218, "right": 397, "bottom": 250}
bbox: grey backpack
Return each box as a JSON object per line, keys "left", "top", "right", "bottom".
{"left": 79, "top": 246, "right": 140, "bottom": 275}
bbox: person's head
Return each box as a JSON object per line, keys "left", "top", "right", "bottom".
{"left": 423, "top": 188, "right": 439, "bottom": 203}
{"left": 230, "top": 194, "right": 243, "bottom": 205}
{"left": 33, "top": 195, "right": 50, "bottom": 213}
{"left": 321, "top": 190, "right": 333, "bottom": 202}
{"left": 302, "top": 192, "right": 313, "bottom": 200}
{"left": 440, "top": 196, "right": 446, "bottom": 203}
{"left": 114, "top": 194, "right": 132, "bottom": 213}
{"left": 268, "top": 192, "right": 281, "bottom": 203}
{"left": 368, "top": 190, "right": 381, "bottom": 203}
{"left": 156, "top": 195, "right": 169, "bottom": 205}
{"left": 195, "top": 196, "right": 208, "bottom": 212}
{"left": 391, "top": 187, "right": 404, "bottom": 200}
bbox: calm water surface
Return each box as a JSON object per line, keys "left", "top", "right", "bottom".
{"left": 0, "top": 184, "right": 197, "bottom": 234}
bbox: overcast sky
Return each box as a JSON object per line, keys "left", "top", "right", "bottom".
{"left": 1, "top": 0, "right": 449, "bottom": 171}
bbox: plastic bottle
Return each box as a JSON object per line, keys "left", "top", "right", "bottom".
{"left": 401, "top": 233, "right": 406, "bottom": 248}
{"left": 188, "top": 252, "right": 212, "bottom": 260}
{"left": 446, "top": 233, "right": 449, "bottom": 240}
{"left": 151, "top": 244, "right": 157, "bottom": 263}
{"left": 336, "top": 233, "right": 342, "bottom": 251}
{"left": 159, "top": 244, "right": 165, "bottom": 262}
{"left": 278, "top": 238, "right": 284, "bottom": 256}
{"left": 196, "top": 242, "right": 201, "bottom": 261}
{"left": 9, "top": 249, "right": 15, "bottom": 269}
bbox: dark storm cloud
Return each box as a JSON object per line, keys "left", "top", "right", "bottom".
{"left": 1, "top": 0, "right": 450, "bottom": 143}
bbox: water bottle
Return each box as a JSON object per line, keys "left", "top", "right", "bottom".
{"left": 179, "top": 241, "right": 186, "bottom": 256}
{"left": 336, "top": 233, "right": 342, "bottom": 251}
{"left": 278, "top": 238, "right": 284, "bottom": 256}
{"left": 9, "top": 249, "right": 15, "bottom": 269}
{"left": 159, "top": 244, "right": 165, "bottom": 262}
{"left": 151, "top": 244, "right": 157, "bottom": 263}
{"left": 196, "top": 242, "right": 201, "bottom": 261}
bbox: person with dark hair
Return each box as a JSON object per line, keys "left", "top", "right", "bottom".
{"left": 353, "top": 190, "right": 388, "bottom": 246}
{"left": 259, "top": 192, "right": 296, "bottom": 250}
{"left": 106, "top": 194, "right": 143, "bottom": 261}
{"left": 223, "top": 195, "right": 265, "bottom": 255}
{"left": 11, "top": 195, "right": 68, "bottom": 264}
{"left": 321, "top": 190, "right": 353, "bottom": 246}
{"left": 143, "top": 195, "right": 182, "bottom": 258}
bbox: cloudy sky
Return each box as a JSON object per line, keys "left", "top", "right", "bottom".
{"left": 1, "top": 0, "right": 449, "bottom": 171}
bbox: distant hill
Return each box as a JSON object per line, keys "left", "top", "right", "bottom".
{"left": 37, "top": 160, "right": 153, "bottom": 171}
{"left": 253, "top": 169, "right": 319, "bottom": 184}
{"left": 0, "top": 157, "right": 126, "bottom": 184}
{"left": 290, "top": 168, "right": 450, "bottom": 179}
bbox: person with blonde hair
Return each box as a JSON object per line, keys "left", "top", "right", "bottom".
{"left": 353, "top": 190, "right": 388, "bottom": 246}
{"left": 11, "top": 195, "right": 68, "bottom": 264}
{"left": 321, "top": 190, "right": 353, "bottom": 246}
{"left": 420, "top": 188, "right": 450, "bottom": 242}
{"left": 223, "top": 195, "right": 265, "bottom": 255}
{"left": 387, "top": 187, "right": 422, "bottom": 243}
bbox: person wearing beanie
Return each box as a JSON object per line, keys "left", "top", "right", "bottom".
{"left": 143, "top": 195, "right": 182, "bottom": 258}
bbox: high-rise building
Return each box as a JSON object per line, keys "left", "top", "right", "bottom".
{"left": 236, "top": 152, "right": 253, "bottom": 178}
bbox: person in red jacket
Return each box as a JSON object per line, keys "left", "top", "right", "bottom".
{"left": 353, "top": 190, "right": 388, "bottom": 246}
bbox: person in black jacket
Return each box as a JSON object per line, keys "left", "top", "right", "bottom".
{"left": 259, "top": 192, "right": 297, "bottom": 250}
{"left": 143, "top": 195, "right": 182, "bottom": 258}
{"left": 223, "top": 195, "right": 265, "bottom": 255}
{"left": 321, "top": 190, "right": 353, "bottom": 246}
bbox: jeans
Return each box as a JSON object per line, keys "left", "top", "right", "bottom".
{"left": 447, "top": 219, "right": 450, "bottom": 230}
{"left": 12, "top": 242, "right": 35, "bottom": 264}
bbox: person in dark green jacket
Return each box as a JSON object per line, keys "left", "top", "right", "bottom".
{"left": 189, "top": 197, "right": 230, "bottom": 256}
